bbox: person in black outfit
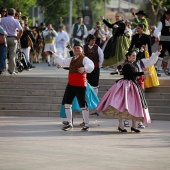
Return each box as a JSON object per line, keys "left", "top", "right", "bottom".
{"left": 100, "top": 12, "right": 130, "bottom": 72}
{"left": 128, "top": 24, "right": 152, "bottom": 60}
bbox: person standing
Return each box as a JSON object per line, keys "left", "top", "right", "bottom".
{"left": 83, "top": 34, "right": 104, "bottom": 95}
{"left": 154, "top": 9, "right": 170, "bottom": 76}
{"left": 52, "top": 42, "right": 94, "bottom": 131}
{"left": 43, "top": 23, "right": 57, "bottom": 66}
{"left": 128, "top": 24, "right": 152, "bottom": 58}
{"left": 0, "top": 8, "right": 23, "bottom": 75}
{"left": 55, "top": 25, "right": 69, "bottom": 58}
{"left": 71, "top": 17, "right": 88, "bottom": 46}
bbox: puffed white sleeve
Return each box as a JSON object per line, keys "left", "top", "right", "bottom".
{"left": 97, "top": 46, "right": 104, "bottom": 67}
{"left": 141, "top": 51, "right": 161, "bottom": 68}
{"left": 53, "top": 53, "right": 72, "bottom": 67}
{"left": 83, "top": 57, "right": 94, "bottom": 73}
{"left": 89, "top": 28, "right": 95, "bottom": 35}
{"left": 153, "top": 22, "right": 162, "bottom": 38}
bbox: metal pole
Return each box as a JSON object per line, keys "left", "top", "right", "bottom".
{"left": 82, "top": 0, "right": 86, "bottom": 10}
{"left": 69, "top": 0, "right": 73, "bottom": 35}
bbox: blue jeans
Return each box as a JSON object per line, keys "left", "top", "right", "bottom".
{"left": 0, "top": 44, "right": 7, "bottom": 71}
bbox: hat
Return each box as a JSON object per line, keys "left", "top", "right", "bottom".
{"left": 73, "top": 41, "right": 83, "bottom": 48}
{"left": 136, "top": 10, "right": 146, "bottom": 16}
{"left": 87, "top": 34, "right": 96, "bottom": 42}
{"left": 165, "top": 9, "right": 170, "bottom": 14}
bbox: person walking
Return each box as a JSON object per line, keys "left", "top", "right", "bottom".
{"left": 43, "top": 23, "right": 57, "bottom": 66}
{"left": 0, "top": 8, "right": 23, "bottom": 75}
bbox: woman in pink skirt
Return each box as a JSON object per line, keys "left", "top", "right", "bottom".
{"left": 96, "top": 50, "right": 151, "bottom": 133}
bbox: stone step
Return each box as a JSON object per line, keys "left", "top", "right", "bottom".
{"left": 1, "top": 76, "right": 170, "bottom": 86}
{"left": 146, "top": 86, "right": 170, "bottom": 93}
{"left": 0, "top": 82, "right": 67, "bottom": 90}
{"left": 148, "top": 106, "right": 170, "bottom": 113}
{"left": 150, "top": 113, "right": 170, "bottom": 121}
{"left": 146, "top": 99, "right": 170, "bottom": 106}
{"left": 0, "top": 110, "right": 97, "bottom": 117}
{"left": 145, "top": 93, "right": 170, "bottom": 99}
{"left": 0, "top": 110, "right": 169, "bottom": 120}
{"left": 0, "top": 103, "right": 60, "bottom": 111}
{"left": 0, "top": 95, "right": 63, "bottom": 104}
{"left": 0, "top": 89, "right": 64, "bottom": 97}
{"left": 0, "top": 110, "right": 60, "bottom": 117}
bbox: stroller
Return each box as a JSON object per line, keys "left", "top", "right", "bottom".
{"left": 16, "top": 41, "right": 29, "bottom": 72}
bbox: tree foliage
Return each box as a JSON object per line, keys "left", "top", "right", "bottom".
{"left": 0, "top": 0, "right": 36, "bottom": 16}
{"left": 145, "top": 0, "right": 169, "bottom": 25}
{"left": 36, "top": 0, "right": 106, "bottom": 30}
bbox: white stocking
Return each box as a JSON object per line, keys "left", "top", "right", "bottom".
{"left": 82, "top": 109, "right": 89, "bottom": 127}
{"left": 46, "top": 55, "right": 50, "bottom": 63}
{"left": 65, "top": 106, "right": 72, "bottom": 126}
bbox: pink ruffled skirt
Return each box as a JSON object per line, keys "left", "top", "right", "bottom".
{"left": 97, "top": 80, "right": 151, "bottom": 123}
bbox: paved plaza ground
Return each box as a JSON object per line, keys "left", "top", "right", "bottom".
{"left": 0, "top": 116, "right": 170, "bottom": 170}
{"left": 0, "top": 63, "right": 170, "bottom": 169}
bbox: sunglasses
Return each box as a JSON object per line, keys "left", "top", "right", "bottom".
{"left": 2, "top": 10, "right": 7, "bottom": 12}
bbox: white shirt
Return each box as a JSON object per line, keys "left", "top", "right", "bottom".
{"left": 137, "top": 51, "right": 161, "bottom": 71}
{"left": 55, "top": 31, "right": 69, "bottom": 45}
{"left": 153, "top": 20, "right": 170, "bottom": 38}
{"left": 53, "top": 53, "right": 94, "bottom": 73}
{"left": 71, "top": 23, "right": 88, "bottom": 38}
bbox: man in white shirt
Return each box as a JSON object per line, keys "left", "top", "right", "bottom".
{"left": 71, "top": 17, "right": 88, "bottom": 46}
{"left": 154, "top": 9, "right": 170, "bottom": 76}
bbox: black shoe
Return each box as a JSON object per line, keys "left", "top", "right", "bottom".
{"left": 62, "top": 125, "right": 73, "bottom": 131}
{"left": 48, "top": 63, "right": 51, "bottom": 66}
{"left": 79, "top": 122, "right": 85, "bottom": 127}
{"left": 81, "top": 126, "right": 89, "bottom": 132}
{"left": 131, "top": 127, "right": 140, "bottom": 133}
{"left": 62, "top": 121, "right": 69, "bottom": 125}
{"left": 118, "top": 127, "right": 127, "bottom": 132}
{"left": 110, "top": 72, "right": 118, "bottom": 75}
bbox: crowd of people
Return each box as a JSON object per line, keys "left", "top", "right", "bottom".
{"left": 0, "top": 6, "right": 169, "bottom": 133}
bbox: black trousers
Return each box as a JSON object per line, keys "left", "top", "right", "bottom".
{"left": 62, "top": 84, "right": 86, "bottom": 108}
{"left": 87, "top": 67, "right": 100, "bottom": 87}
{"left": 159, "top": 41, "right": 170, "bottom": 58}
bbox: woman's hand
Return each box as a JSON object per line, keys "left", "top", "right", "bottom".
{"left": 100, "top": 15, "right": 105, "bottom": 20}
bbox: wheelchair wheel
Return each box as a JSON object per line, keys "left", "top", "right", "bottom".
{"left": 18, "top": 65, "right": 24, "bottom": 72}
